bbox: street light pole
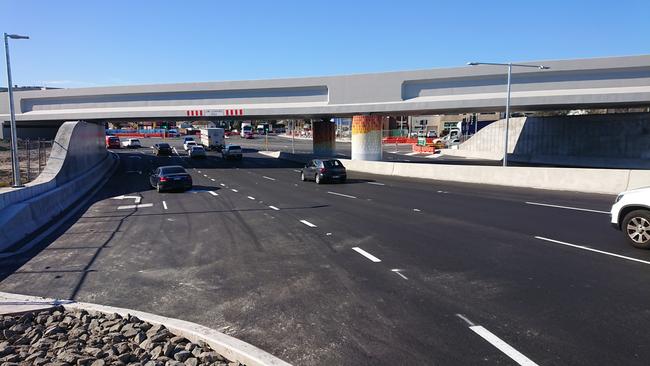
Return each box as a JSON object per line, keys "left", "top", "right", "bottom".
{"left": 467, "top": 61, "right": 549, "bottom": 167}
{"left": 4, "top": 33, "right": 29, "bottom": 187}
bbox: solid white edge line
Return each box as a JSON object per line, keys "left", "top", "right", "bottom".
{"left": 209, "top": 191, "right": 219, "bottom": 196}
{"left": 525, "top": 201, "right": 609, "bottom": 214}
{"left": 300, "top": 220, "right": 317, "bottom": 227}
{"left": 117, "top": 203, "right": 154, "bottom": 210}
{"left": 247, "top": 196, "right": 255, "bottom": 200}
{"left": 352, "top": 247, "right": 381, "bottom": 263}
{"left": 534, "top": 236, "right": 650, "bottom": 265}
{"left": 327, "top": 191, "right": 357, "bottom": 199}
{"left": 269, "top": 205, "right": 280, "bottom": 211}
{"left": 470, "top": 326, "right": 539, "bottom": 366}
{"left": 262, "top": 176, "right": 276, "bottom": 181}
{"left": 162, "top": 201, "right": 168, "bottom": 210}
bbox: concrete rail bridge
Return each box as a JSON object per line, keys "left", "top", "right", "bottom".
{"left": 1, "top": 55, "right": 649, "bottom": 160}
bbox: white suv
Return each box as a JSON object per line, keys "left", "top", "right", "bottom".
{"left": 611, "top": 187, "right": 650, "bottom": 248}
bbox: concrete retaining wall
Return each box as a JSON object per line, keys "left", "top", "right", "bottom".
{"left": 0, "top": 121, "right": 115, "bottom": 252}
{"left": 458, "top": 113, "right": 650, "bottom": 168}
{"left": 261, "top": 150, "right": 648, "bottom": 195}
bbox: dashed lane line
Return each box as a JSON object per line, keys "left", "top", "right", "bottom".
{"left": 231, "top": 189, "right": 238, "bottom": 193}
{"left": 117, "top": 203, "right": 154, "bottom": 210}
{"left": 352, "top": 247, "right": 382, "bottom": 262}
{"left": 210, "top": 178, "right": 216, "bottom": 181}
{"left": 525, "top": 201, "right": 609, "bottom": 214}
{"left": 209, "top": 191, "right": 219, "bottom": 196}
{"left": 220, "top": 183, "right": 226, "bottom": 187}
{"left": 162, "top": 201, "right": 168, "bottom": 210}
{"left": 391, "top": 269, "right": 408, "bottom": 280}
{"left": 269, "top": 206, "right": 280, "bottom": 211}
{"left": 247, "top": 196, "right": 256, "bottom": 200}
{"left": 534, "top": 236, "right": 650, "bottom": 265}
{"left": 263, "top": 176, "right": 276, "bottom": 181}
{"left": 327, "top": 191, "right": 357, "bottom": 199}
{"left": 470, "top": 325, "right": 538, "bottom": 366}
{"left": 413, "top": 208, "right": 421, "bottom": 212}
{"left": 367, "top": 182, "right": 385, "bottom": 186}
{"left": 300, "top": 220, "right": 317, "bottom": 227}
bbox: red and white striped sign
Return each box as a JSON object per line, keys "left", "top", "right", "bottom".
{"left": 225, "top": 109, "right": 244, "bottom": 116}
{"left": 185, "top": 109, "right": 244, "bottom": 117}
{"left": 186, "top": 110, "right": 204, "bottom": 117}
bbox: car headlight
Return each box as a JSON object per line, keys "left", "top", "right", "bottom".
{"left": 615, "top": 194, "right": 624, "bottom": 203}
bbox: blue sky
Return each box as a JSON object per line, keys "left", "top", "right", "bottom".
{"left": 2, "top": 0, "right": 649, "bottom": 88}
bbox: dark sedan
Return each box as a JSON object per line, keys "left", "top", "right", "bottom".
{"left": 149, "top": 165, "right": 193, "bottom": 192}
{"left": 301, "top": 159, "right": 346, "bottom": 184}
{"left": 152, "top": 143, "right": 173, "bottom": 156}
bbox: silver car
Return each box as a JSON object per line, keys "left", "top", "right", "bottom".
{"left": 188, "top": 145, "right": 206, "bottom": 159}
{"left": 222, "top": 145, "right": 243, "bottom": 160}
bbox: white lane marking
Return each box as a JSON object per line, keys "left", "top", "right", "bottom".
{"left": 327, "top": 191, "right": 357, "bottom": 199}
{"left": 413, "top": 208, "right": 421, "bottom": 212}
{"left": 209, "top": 191, "right": 219, "bottom": 196}
{"left": 293, "top": 170, "right": 301, "bottom": 173}
{"left": 534, "top": 236, "right": 650, "bottom": 265}
{"left": 162, "top": 201, "right": 168, "bottom": 210}
{"left": 455, "top": 313, "right": 476, "bottom": 327}
{"left": 470, "top": 326, "right": 539, "bottom": 366}
{"left": 117, "top": 203, "right": 154, "bottom": 210}
{"left": 269, "top": 205, "right": 280, "bottom": 211}
{"left": 326, "top": 232, "right": 332, "bottom": 236}
{"left": 525, "top": 201, "right": 609, "bottom": 214}
{"left": 247, "top": 196, "right": 256, "bottom": 200}
{"left": 111, "top": 195, "right": 141, "bottom": 204}
{"left": 263, "top": 176, "right": 276, "bottom": 181}
{"left": 391, "top": 269, "right": 408, "bottom": 280}
{"left": 220, "top": 183, "right": 226, "bottom": 187}
{"left": 198, "top": 170, "right": 202, "bottom": 173}
{"left": 352, "top": 247, "right": 382, "bottom": 263}
{"left": 425, "top": 154, "right": 441, "bottom": 158}
{"left": 437, "top": 190, "right": 449, "bottom": 194}
{"left": 231, "top": 189, "right": 238, "bottom": 192}
{"left": 367, "top": 182, "right": 385, "bottom": 186}
{"left": 203, "top": 174, "right": 208, "bottom": 177}
{"left": 300, "top": 220, "right": 317, "bottom": 227}
{"left": 210, "top": 178, "right": 216, "bottom": 181}
{"left": 405, "top": 152, "right": 419, "bottom": 156}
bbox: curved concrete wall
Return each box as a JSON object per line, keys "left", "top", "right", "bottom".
{"left": 0, "top": 121, "right": 116, "bottom": 252}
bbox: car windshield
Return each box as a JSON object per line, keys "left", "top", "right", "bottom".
{"left": 323, "top": 160, "right": 343, "bottom": 168}
{"left": 160, "top": 167, "right": 186, "bottom": 175}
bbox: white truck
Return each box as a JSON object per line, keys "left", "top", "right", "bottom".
{"left": 240, "top": 122, "right": 253, "bottom": 137}
{"left": 200, "top": 128, "right": 225, "bottom": 151}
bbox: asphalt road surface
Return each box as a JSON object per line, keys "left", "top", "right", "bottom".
{"left": 2, "top": 138, "right": 650, "bottom": 365}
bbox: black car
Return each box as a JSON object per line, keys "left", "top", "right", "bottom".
{"left": 153, "top": 143, "right": 173, "bottom": 156}
{"left": 301, "top": 159, "right": 346, "bottom": 184}
{"left": 149, "top": 165, "right": 192, "bottom": 192}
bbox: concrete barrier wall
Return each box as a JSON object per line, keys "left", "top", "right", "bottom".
{"left": 260, "top": 150, "right": 645, "bottom": 195}
{"left": 0, "top": 121, "right": 116, "bottom": 252}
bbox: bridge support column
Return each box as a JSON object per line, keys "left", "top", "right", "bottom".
{"left": 312, "top": 118, "right": 336, "bottom": 157}
{"left": 351, "top": 115, "right": 382, "bottom": 161}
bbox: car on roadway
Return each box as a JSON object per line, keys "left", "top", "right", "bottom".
{"left": 611, "top": 186, "right": 650, "bottom": 248}
{"left": 121, "top": 138, "right": 141, "bottom": 148}
{"left": 222, "top": 145, "right": 243, "bottom": 160}
{"left": 243, "top": 131, "right": 254, "bottom": 139}
{"left": 188, "top": 145, "right": 207, "bottom": 159}
{"left": 183, "top": 141, "right": 197, "bottom": 151}
{"left": 105, "top": 136, "right": 121, "bottom": 149}
{"left": 301, "top": 159, "right": 346, "bottom": 184}
{"left": 149, "top": 165, "right": 193, "bottom": 192}
{"left": 182, "top": 136, "right": 195, "bottom": 144}
{"left": 152, "top": 142, "right": 173, "bottom": 156}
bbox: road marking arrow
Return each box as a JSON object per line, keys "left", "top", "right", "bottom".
{"left": 111, "top": 195, "right": 142, "bottom": 204}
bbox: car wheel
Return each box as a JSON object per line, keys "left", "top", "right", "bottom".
{"left": 623, "top": 210, "right": 650, "bottom": 249}
{"left": 315, "top": 174, "right": 321, "bottom": 184}
{"left": 300, "top": 172, "right": 306, "bottom": 181}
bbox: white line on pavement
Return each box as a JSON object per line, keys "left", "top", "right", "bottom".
{"left": 425, "top": 154, "right": 441, "bottom": 158}
{"left": 367, "top": 182, "right": 385, "bottom": 186}
{"left": 247, "top": 196, "right": 256, "bottom": 200}
{"left": 293, "top": 170, "right": 301, "bottom": 173}
{"left": 210, "top": 178, "right": 216, "bottom": 181}
{"left": 263, "top": 176, "right": 276, "bottom": 181}
{"left": 327, "top": 191, "right": 357, "bottom": 199}
{"left": 231, "top": 189, "right": 238, "bottom": 192}
{"left": 352, "top": 247, "right": 382, "bottom": 262}
{"left": 391, "top": 269, "right": 408, "bottom": 280}
{"left": 162, "top": 201, "right": 168, "bottom": 210}
{"left": 269, "top": 205, "right": 280, "bottom": 210}
{"left": 470, "top": 326, "right": 538, "bottom": 366}
{"left": 300, "top": 220, "right": 317, "bottom": 227}
{"left": 209, "top": 191, "right": 219, "bottom": 196}
{"left": 198, "top": 170, "right": 202, "bottom": 173}
{"left": 405, "top": 152, "right": 420, "bottom": 156}
{"left": 534, "top": 236, "right": 650, "bottom": 265}
{"left": 525, "top": 201, "right": 609, "bottom": 214}
{"left": 413, "top": 208, "right": 421, "bottom": 212}
{"left": 117, "top": 203, "right": 154, "bottom": 210}
{"left": 203, "top": 174, "right": 208, "bottom": 177}
{"left": 220, "top": 183, "right": 226, "bottom": 187}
